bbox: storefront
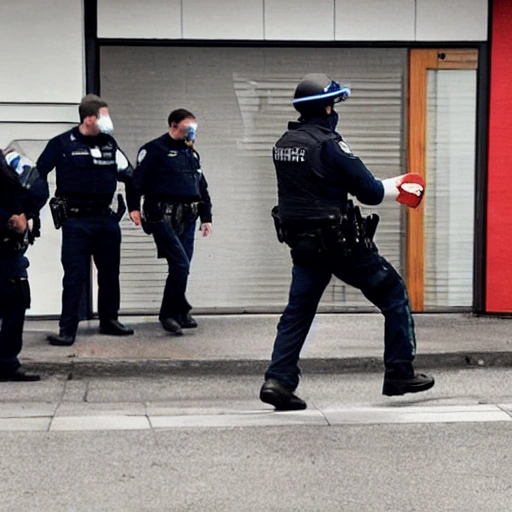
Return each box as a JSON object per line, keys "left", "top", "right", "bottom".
{"left": 4, "top": 0, "right": 511, "bottom": 316}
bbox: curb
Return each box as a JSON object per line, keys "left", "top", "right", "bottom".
{"left": 20, "top": 351, "right": 512, "bottom": 378}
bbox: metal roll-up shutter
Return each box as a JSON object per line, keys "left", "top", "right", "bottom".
{"left": 100, "top": 46, "right": 406, "bottom": 314}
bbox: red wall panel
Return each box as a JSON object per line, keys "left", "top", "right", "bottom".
{"left": 486, "top": 0, "right": 512, "bottom": 312}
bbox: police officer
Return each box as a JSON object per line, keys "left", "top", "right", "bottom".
{"left": 260, "top": 73, "right": 434, "bottom": 410}
{"left": 36, "top": 94, "right": 139, "bottom": 346}
{"left": 131, "top": 108, "right": 212, "bottom": 335}
{"left": 0, "top": 149, "right": 48, "bottom": 381}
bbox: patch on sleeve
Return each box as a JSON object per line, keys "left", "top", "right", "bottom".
{"left": 338, "top": 139, "right": 354, "bottom": 156}
{"left": 137, "top": 148, "right": 147, "bottom": 164}
{"left": 116, "top": 149, "right": 129, "bottom": 171}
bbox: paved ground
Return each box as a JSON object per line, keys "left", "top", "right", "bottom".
{"left": 19, "top": 312, "right": 512, "bottom": 377}
{"left": 2, "top": 369, "right": 512, "bottom": 511}
{"left": 5, "top": 314, "right": 512, "bottom": 511}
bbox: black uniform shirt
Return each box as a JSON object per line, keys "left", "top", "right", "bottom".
{"left": 135, "top": 133, "right": 212, "bottom": 223}
{"left": 37, "top": 127, "right": 138, "bottom": 211}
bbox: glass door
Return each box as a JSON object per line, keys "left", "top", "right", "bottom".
{"left": 407, "top": 49, "right": 478, "bottom": 311}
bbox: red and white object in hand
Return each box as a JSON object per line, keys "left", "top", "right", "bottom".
{"left": 382, "top": 173, "right": 426, "bottom": 209}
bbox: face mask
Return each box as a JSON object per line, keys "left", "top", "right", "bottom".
{"left": 184, "top": 123, "right": 198, "bottom": 146}
{"left": 327, "top": 110, "right": 339, "bottom": 131}
{"left": 96, "top": 115, "right": 114, "bottom": 135}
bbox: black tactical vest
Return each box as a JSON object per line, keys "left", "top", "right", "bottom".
{"left": 56, "top": 130, "right": 118, "bottom": 198}
{"left": 273, "top": 123, "right": 343, "bottom": 224}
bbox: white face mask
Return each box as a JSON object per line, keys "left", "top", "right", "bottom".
{"left": 96, "top": 115, "right": 114, "bottom": 135}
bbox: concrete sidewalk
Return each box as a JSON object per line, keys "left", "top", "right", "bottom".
{"left": 18, "top": 313, "right": 512, "bottom": 377}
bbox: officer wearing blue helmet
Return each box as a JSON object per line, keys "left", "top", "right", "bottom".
{"left": 260, "top": 73, "right": 434, "bottom": 410}
{"left": 0, "top": 149, "right": 48, "bottom": 381}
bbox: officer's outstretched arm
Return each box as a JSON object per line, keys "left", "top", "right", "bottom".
{"left": 380, "top": 173, "right": 425, "bottom": 209}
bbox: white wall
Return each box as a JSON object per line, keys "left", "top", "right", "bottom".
{"left": 0, "top": 0, "right": 85, "bottom": 315}
{"left": 98, "top": 0, "right": 488, "bottom": 41}
{"left": 0, "top": 0, "right": 84, "bottom": 102}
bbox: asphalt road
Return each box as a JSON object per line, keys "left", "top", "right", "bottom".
{"left": 1, "top": 368, "right": 511, "bottom": 511}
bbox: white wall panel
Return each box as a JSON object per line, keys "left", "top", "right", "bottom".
{"left": 416, "top": 0, "right": 487, "bottom": 41}
{"left": 98, "top": 0, "right": 182, "bottom": 39}
{"left": 95, "top": 0, "right": 489, "bottom": 42}
{"left": 0, "top": 0, "right": 83, "bottom": 103}
{"left": 0, "top": 105, "right": 78, "bottom": 124}
{"left": 265, "top": 0, "right": 334, "bottom": 40}
{"left": 183, "top": 0, "right": 264, "bottom": 39}
{"left": 335, "top": 0, "right": 415, "bottom": 41}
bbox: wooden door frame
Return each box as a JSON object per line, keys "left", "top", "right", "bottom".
{"left": 407, "top": 49, "right": 478, "bottom": 311}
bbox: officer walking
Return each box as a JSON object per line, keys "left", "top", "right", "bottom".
{"left": 0, "top": 149, "right": 48, "bottom": 381}
{"left": 131, "top": 108, "right": 212, "bottom": 335}
{"left": 260, "top": 73, "right": 434, "bottom": 410}
{"left": 36, "top": 94, "right": 139, "bottom": 346}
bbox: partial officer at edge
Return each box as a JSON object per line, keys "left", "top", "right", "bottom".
{"left": 260, "top": 73, "right": 434, "bottom": 411}
{"left": 36, "top": 94, "right": 139, "bottom": 346}
{"left": 0, "top": 148, "right": 48, "bottom": 381}
{"left": 131, "top": 108, "right": 212, "bottom": 336}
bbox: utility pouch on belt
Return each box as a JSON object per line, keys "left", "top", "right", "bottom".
{"left": 271, "top": 205, "right": 335, "bottom": 253}
{"left": 49, "top": 197, "right": 68, "bottom": 229}
{"left": 271, "top": 206, "right": 285, "bottom": 243}
{"left": 167, "top": 203, "right": 183, "bottom": 227}
{"left": 341, "top": 200, "right": 379, "bottom": 250}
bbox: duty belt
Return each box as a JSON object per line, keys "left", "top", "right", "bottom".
{"left": 272, "top": 200, "right": 379, "bottom": 251}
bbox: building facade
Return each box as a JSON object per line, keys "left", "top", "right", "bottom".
{"left": 1, "top": 0, "right": 510, "bottom": 316}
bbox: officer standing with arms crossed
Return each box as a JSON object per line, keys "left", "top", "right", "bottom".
{"left": 260, "top": 74, "right": 435, "bottom": 410}
{"left": 131, "top": 108, "right": 212, "bottom": 336}
{"left": 37, "top": 94, "right": 139, "bottom": 346}
{"left": 0, "top": 149, "right": 48, "bottom": 381}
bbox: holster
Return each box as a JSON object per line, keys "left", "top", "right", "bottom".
{"left": 49, "top": 197, "right": 68, "bottom": 229}
{"left": 114, "top": 193, "right": 127, "bottom": 222}
{"left": 341, "top": 200, "right": 379, "bottom": 251}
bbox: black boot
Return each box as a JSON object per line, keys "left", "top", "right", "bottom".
{"left": 179, "top": 312, "right": 198, "bottom": 329}
{"left": 47, "top": 333, "right": 76, "bottom": 346}
{"left": 382, "top": 373, "right": 435, "bottom": 396}
{"left": 99, "top": 319, "right": 134, "bottom": 336}
{"left": 260, "top": 378, "right": 307, "bottom": 411}
{"left": 0, "top": 368, "right": 40, "bottom": 382}
{"left": 160, "top": 317, "right": 183, "bottom": 336}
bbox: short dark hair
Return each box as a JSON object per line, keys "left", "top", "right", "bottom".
{"left": 79, "top": 94, "right": 108, "bottom": 122}
{"left": 168, "top": 108, "right": 195, "bottom": 127}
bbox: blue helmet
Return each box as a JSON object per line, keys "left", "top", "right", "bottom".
{"left": 3, "top": 149, "right": 39, "bottom": 189}
{"left": 292, "top": 73, "right": 350, "bottom": 115}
